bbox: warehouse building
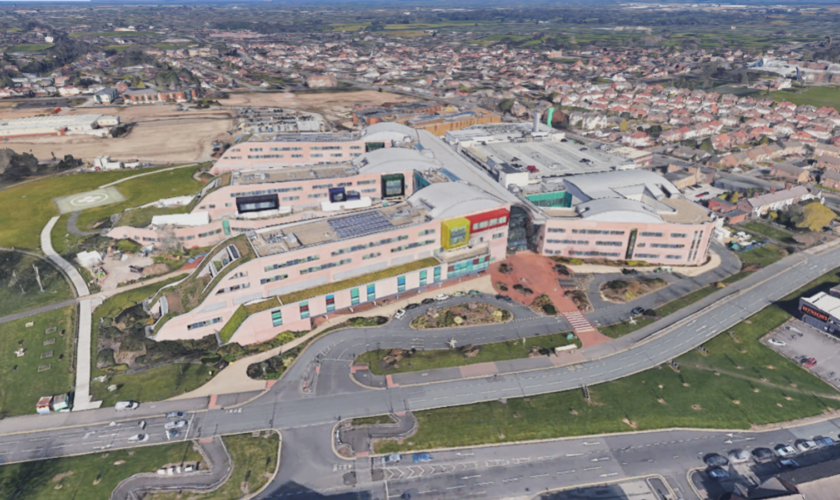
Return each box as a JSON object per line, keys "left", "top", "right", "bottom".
{"left": 799, "top": 286, "right": 840, "bottom": 337}
{"left": 0, "top": 114, "right": 119, "bottom": 139}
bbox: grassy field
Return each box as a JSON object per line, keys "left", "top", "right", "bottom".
{"left": 740, "top": 222, "right": 796, "bottom": 243}
{"left": 70, "top": 31, "right": 159, "bottom": 37}
{"left": 375, "top": 268, "right": 840, "bottom": 453}
{"left": 0, "top": 166, "right": 199, "bottom": 250}
{"left": 0, "top": 251, "right": 74, "bottom": 316}
{"left": 6, "top": 43, "right": 52, "bottom": 52}
{"left": 92, "top": 362, "right": 216, "bottom": 407}
{"left": 599, "top": 316, "right": 656, "bottom": 339}
{"left": 149, "top": 432, "right": 280, "bottom": 500}
{"left": 356, "top": 332, "right": 578, "bottom": 375}
{"left": 0, "top": 307, "right": 75, "bottom": 418}
{"left": 739, "top": 243, "right": 787, "bottom": 267}
{"left": 118, "top": 204, "right": 192, "bottom": 228}
{"left": 772, "top": 87, "right": 840, "bottom": 111}
{"left": 656, "top": 286, "right": 719, "bottom": 317}
{"left": 0, "top": 440, "right": 201, "bottom": 500}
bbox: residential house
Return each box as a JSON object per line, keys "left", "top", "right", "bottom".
{"left": 769, "top": 162, "right": 810, "bottom": 184}
{"left": 820, "top": 169, "right": 840, "bottom": 190}
{"left": 745, "top": 186, "right": 821, "bottom": 216}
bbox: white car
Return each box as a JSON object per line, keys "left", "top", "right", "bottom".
{"left": 128, "top": 434, "right": 149, "bottom": 443}
{"left": 768, "top": 338, "right": 786, "bottom": 347}
{"left": 728, "top": 449, "right": 750, "bottom": 464}
{"left": 394, "top": 309, "right": 406, "bottom": 320}
{"left": 164, "top": 420, "right": 188, "bottom": 430}
{"left": 434, "top": 294, "right": 449, "bottom": 302}
{"left": 115, "top": 401, "right": 139, "bottom": 411}
{"left": 775, "top": 444, "right": 797, "bottom": 457}
{"left": 796, "top": 440, "right": 817, "bottom": 453}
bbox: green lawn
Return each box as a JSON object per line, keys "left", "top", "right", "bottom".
{"left": 0, "top": 166, "right": 200, "bottom": 250}
{"left": 0, "top": 251, "right": 74, "bottom": 316}
{"left": 0, "top": 307, "right": 76, "bottom": 418}
{"left": 356, "top": 332, "right": 578, "bottom": 375}
{"left": 6, "top": 43, "right": 52, "bottom": 52}
{"left": 599, "top": 317, "right": 656, "bottom": 339}
{"left": 352, "top": 415, "right": 394, "bottom": 426}
{"left": 91, "top": 362, "right": 217, "bottom": 407}
{"left": 374, "top": 268, "right": 840, "bottom": 453}
{"left": 148, "top": 432, "right": 280, "bottom": 500}
{"left": 74, "top": 166, "right": 204, "bottom": 230}
{"left": 740, "top": 222, "right": 795, "bottom": 243}
{"left": 0, "top": 441, "right": 201, "bottom": 500}
{"left": 739, "top": 243, "right": 787, "bottom": 267}
{"left": 772, "top": 86, "right": 840, "bottom": 112}
{"left": 656, "top": 285, "right": 718, "bottom": 317}
{"left": 118, "top": 204, "right": 192, "bottom": 228}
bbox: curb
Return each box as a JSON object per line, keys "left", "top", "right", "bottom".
{"left": 531, "top": 473, "right": 677, "bottom": 500}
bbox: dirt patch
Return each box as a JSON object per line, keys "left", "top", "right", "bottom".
{"left": 410, "top": 302, "right": 511, "bottom": 329}
{"left": 141, "top": 263, "right": 171, "bottom": 277}
{"left": 599, "top": 277, "right": 669, "bottom": 304}
{"left": 52, "top": 471, "right": 74, "bottom": 482}
{"left": 623, "top": 418, "right": 638, "bottom": 429}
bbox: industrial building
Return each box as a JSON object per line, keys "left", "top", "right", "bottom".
{"left": 799, "top": 286, "right": 840, "bottom": 337}
{"left": 0, "top": 114, "right": 119, "bottom": 139}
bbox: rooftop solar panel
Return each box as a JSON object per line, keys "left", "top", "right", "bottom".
{"left": 328, "top": 211, "right": 392, "bottom": 238}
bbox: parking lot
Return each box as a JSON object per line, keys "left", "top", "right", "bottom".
{"left": 761, "top": 318, "right": 840, "bottom": 390}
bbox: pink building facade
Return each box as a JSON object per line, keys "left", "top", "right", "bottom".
{"left": 212, "top": 138, "right": 367, "bottom": 174}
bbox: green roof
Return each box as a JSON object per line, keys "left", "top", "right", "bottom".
{"left": 244, "top": 256, "right": 440, "bottom": 314}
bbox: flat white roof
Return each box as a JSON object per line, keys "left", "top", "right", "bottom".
{"left": 0, "top": 114, "right": 103, "bottom": 132}
{"left": 803, "top": 292, "right": 840, "bottom": 320}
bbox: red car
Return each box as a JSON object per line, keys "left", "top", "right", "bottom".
{"left": 802, "top": 358, "right": 817, "bottom": 368}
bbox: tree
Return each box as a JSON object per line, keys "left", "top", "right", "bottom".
{"left": 728, "top": 191, "right": 740, "bottom": 203}
{"left": 793, "top": 202, "right": 836, "bottom": 232}
{"left": 619, "top": 119, "right": 629, "bottom": 132}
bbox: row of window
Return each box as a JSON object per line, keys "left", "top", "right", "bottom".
{"left": 547, "top": 239, "right": 589, "bottom": 245}
{"left": 264, "top": 254, "right": 320, "bottom": 272}
{"left": 261, "top": 274, "right": 288, "bottom": 284}
{"left": 472, "top": 216, "right": 507, "bottom": 232}
{"left": 572, "top": 229, "right": 625, "bottom": 235}
{"left": 331, "top": 235, "right": 409, "bottom": 257}
{"left": 187, "top": 317, "right": 222, "bottom": 331}
{"left": 308, "top": 194, "right": 327, "bottom": 199}
{"left": 570, "top": 251, "right": 621, "bottom": 257}
{"left": 418, "top": 228, "right": 436, "bottom": 236}
{"left": 300, "top": 258, "right": 352, "bottom": 275}
{"left": 230, "top": 187, "right": 303, "bottom": 198}
{"left": 640, "top": 232, "right": 663, "bottom": 237}
{"left": 391, "top": 239, "right": 435, "bottom": 253}
{"left": 634, "top": 253, "right": 658, "bottom": 259}
{"left": 198, "top": 228, "right": 223, "bottom": 238}
{"left": 595, "top": 241, "right": 623, "bottom": 247}
{"left": 357, "top": 179, "right": 376, "bottom": 185}
{"left": 650, "top": 243, "right": 685, "bottom": 249}
{"left": 217, "top": 282, "right": 251, "bottom": 295}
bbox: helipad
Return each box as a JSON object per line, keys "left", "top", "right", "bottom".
{"left": 54, "top": 187, "right": 126, "bottom": 214}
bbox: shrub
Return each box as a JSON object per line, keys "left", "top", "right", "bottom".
{"left": 95, "top": 348, "right": 116, "bottom": 368}
{"left": 542, "top": 304, "right": 557, "bottom": 315}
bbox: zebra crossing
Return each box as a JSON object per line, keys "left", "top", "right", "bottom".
{"left": 563, "top": 312, "right": 596, "bottom": 333}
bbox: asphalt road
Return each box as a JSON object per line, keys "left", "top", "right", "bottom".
{"left": 3, "top": 241, "right": 840, "bottom": 499}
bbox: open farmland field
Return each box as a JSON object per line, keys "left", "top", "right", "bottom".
{"left": 5, "top": 106, "right": 235, "bottom": 163}
{"left": 772, "top": 86, "right": 840, "bottom": 112}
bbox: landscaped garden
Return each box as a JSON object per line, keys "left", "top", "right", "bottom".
{"left": 0, "top": 251, "right": 74, "bottom": 316}
{"left": 410, "top": 302, "right": 511, "bottom": 329}
{"left": 599, "top": 277, "right": 669, "bottom": 304}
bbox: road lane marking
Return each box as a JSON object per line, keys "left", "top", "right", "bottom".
{"left": 583, "top": 466, "right": 602, "bottom": 471}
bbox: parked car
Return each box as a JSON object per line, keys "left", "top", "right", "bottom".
{"left": 728, "top": 449, "right": 750, "bottom": 464}
{"left": 795, "top": 439, "right": 817, "bottom": 453}
{"left": 707, "top": 467, "right": 729, "bottom": 480}
{"left": 166, "top": 412, "right": 185, "bottom": 419}
{"left": 468, "top": 290, "right": 482, "bottom": 296}
{"left": 815, "top": 436, "right": 835, "bottom": 448}
{"left": 421, "top": 298, "right": 435, "bottom": 305}
{"left": 115, "top": 401, "right": 139, "bottom": 411}
{"left": 381, "top": 453, "right": 401, "bottom": 464}
{"left": 704, "top": 453, "right": 729, "bottom": 468}
{"left": 434, "top": 294, "right": 449, "bottom": 302}
{"left": 801, "top": 358, "right": 817, "bottom": 368}
{"left": 630, "top": 306, "right": 645, "bottom": 316}
{"left": 164, "top": 420, "right": 188, "bottom": 430}
{"left": 496, "top": 294, "right": 512, "bottom": 302}
{"left": 779, "top": 458, "right": 800, "bottom": 469}
{"left": 128, "top": 434, "right": 148, "bottom": 443}
{"left": 405, "top": 303, "right": 419, "bottom": 310}
{"left": 752, "top": 447, "right": 776, "bottom": 464}
{"left": 768, "top": 338, "right": 786, "bottom": 347}
{"left": 453, "top": 291, "right": 466, "bottom": 297}
{"left": 394, "top": 309, "right": 406, "bottom": 320}
{"left": 165, "top": 429, "right": 179, "bottom": 441}
{"left": 775, "top": 444, "right": 797, "bottom": 457}
{"left": 413, "top": 453, "right": 433, "bottom": 463}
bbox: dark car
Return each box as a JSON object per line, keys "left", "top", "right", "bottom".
{"left": 421, "top": 298, "right": 435, "bottom": 305}
{"left": 751, "top": 447, "right": 776, "bottom": 463}
{"left": 468, "top": 290, "right": 482, "bottom": 296}
{"left": 704, "top": 453, "right": 729, "bottom": 468}
{"left": 631, "top": 307, "right": 645, "bottom": 316}
{"left": 405, "top": 303, "right": 420, "bottom": 310}
{"left": 496, "top": 294, "right": 512, "bottom": 302}
{"left": 707, "top": 467, "right": 729, "bottom": 480}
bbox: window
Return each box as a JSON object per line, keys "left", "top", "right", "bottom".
{"left": 260, "top": 274, "right": 288, "bottom": 284}
{"left": 367, "top": 284, "right": 375, "bottom": 301}
{"left": 217, "top": 283, "right": 251, "bottom": 294}
{"left": 187, "top": 317, "right": 222, "bottom": 330}
{"left": 419, "top": 270, "right": 427, "bottom": 286}
{"left": 671, "top": 233, "right": 688, "bottom": 238}
{"left": 357, "top": 179, "right": 376, "bottom": 185}
{"left": 300, "top": 302, "right": 310, "bottom": 319}
{"left": 326, "top": 294, "right": 335, "bottom": 312}
{"left": 651, "top": 243, "right": 685, "bottom": 249}
{"left": 640, "top": 232, "right": 663, "bottom": 237}
{"left": 300, "top": 259, "right": 351, "bottom": 275}
{"left": 362, "top": 252, "right": 381, "bottom": 260}
{"left": 271, "top": 309, "right": 283, "bottom": 327}
{"left": 398, "top": 275, "right": 406, "bottom": 293}
{"left": 265, "top": 255, "right": 319, "bottom": 271}
{"left": 634, "top": 253, "right": 659, "bottom": 259}
{"left": 433, "top": 266, "right": 441, "bottom": 283}
{"left": 351, "top": 288, "right": 360, "bottom": 305}
{"left": 595, "top": 241, "right": 623, "bottom": 246}
{"left": 493, "top": 232, "right": 505, "bottom": 239}
{"left": 311, "top": 154, "right": 323, "bottom": 158}
{"left": 666, "top": 255, "right": 682, "bottom": 260}
{"left": 362, "top": 188, "right": 377, "bottom": 193}
{"left": 547, "top": 228, "right": 565, "bottom": 233}
{"left": 391, "top": 239, "right": 435, "bottom": 253}
{"left": 230, "top": 271, "right": 248, "bottom": 279}
{"left": 419, "top": 228, "right": 435, "bottom": 236}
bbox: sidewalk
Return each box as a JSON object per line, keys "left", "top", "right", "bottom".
{"left": 171, "top": 275, "right": 499, "bottom": 400}
{"left": 565, "top": 250, "right": 722, "bottom": 277}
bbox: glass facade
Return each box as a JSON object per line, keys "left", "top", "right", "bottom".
{"left": 433, "top": 266, "right": 441, "bottom": 282}
{"left": 419, "top": 270, "right": 427, "bottom": 286}
{"left": 271, "top": 309, "right": 283, "bottom": 327}
{"left": 367, "top": 284, "right": 376, "bottom": 301}
{"left": 397, "top": 276, "right": 406, "bottom": 292}
{"left": 447, "top": 255, "right": 490, "bottom": 278}
{"left": 326, "top": 294, "right": 335, "bottom": 312}
{"left": 300, "top": 301, "right": 310, "bottom": 319}
{"left": 351, "top": 288, "right": 360, "bottom": 305}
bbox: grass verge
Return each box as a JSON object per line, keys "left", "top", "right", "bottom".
{"left": 599, "top": 317, "right": 656, "bottom": 339}
{"left": 91, "top": 362, "right": 216, "bottom": 407}
{"left": 0, "top": 307, "right": 75, "bottom": 418}
{"left": 356, "top": 332, "right": 578, "bottom": 375}
{"left": 0, "top": 441, "right": 201, "bottom": 500}
{"left": 374, "top": 268, "right": 840, "bottom": 453}
{"left": 740, "top": 221, "right": 795, "bottom": 243}
{"left": 739, "top": 244, "right": 788, "bottom": 267}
